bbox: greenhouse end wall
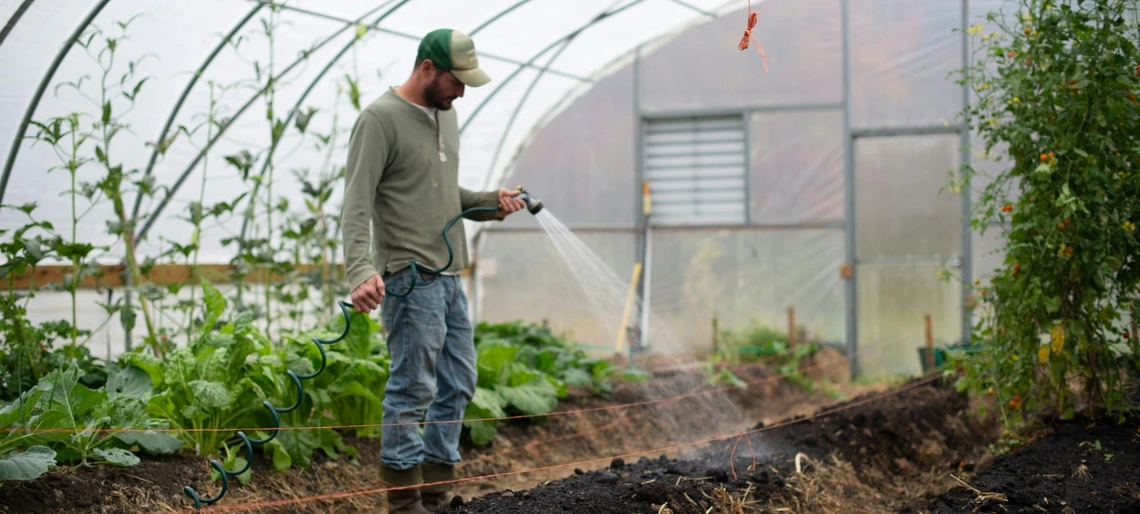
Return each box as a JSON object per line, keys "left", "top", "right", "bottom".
{"left": 479, "top": 0, "right": 1013, "bottom": 378}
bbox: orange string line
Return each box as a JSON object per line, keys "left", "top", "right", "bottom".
{"left": 169, "top": 374, "right": 942, "bottom": 514}
{"left": 5, "top": 349, "right": 860, "bottom": 435}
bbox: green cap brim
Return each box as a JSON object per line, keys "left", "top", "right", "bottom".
{"left": 452, "top": 66, "right": 491, "bottom": 87}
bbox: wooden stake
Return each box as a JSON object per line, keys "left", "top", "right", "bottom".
{"left": 615, "top": 262, "right": 643, "bottom": 355}
{"left": 788, "top": 307, "right": 797, "bottom": 351}
{"left": 924, "top": 314, "right": 935, "bottom": 370}
{"left": 712, "top": 313, "right": 719, "bottom": 354}
{"left": 788, "top": 306, "right": 798, "bottom": 370}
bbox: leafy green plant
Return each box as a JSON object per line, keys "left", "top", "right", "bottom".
{"left": 0, "top": 204, "right": 105, "bottom": 402}
{"left": 948, "top": 0, "right": 1140, "bottom": 433}
{"left": 464, "top": 338, "right": 566, "bottom": 445}
{"left": 124, "top": 280, "right": 281, "bottom": 458}
{"left": 464, "top": 321, "right": 647, "bottom": 445}
{"left": 711, "top": 321, "right": 831, "bottom": 395}
{"left": 0, "top": 362, "right": 181, "bottom": 481}
{"left": 122, "top": 279, "right": 362, "bottom": 475}
{"left": 293, "top": 310, "right": 389, "bottom": 439}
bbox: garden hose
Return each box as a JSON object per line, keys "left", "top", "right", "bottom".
{"left": 182, "top": 300, "right": 355, "bottom": 509}
{"left": 387, "top": 187, "right": 542, "bottom": 298}
{"left": 180, "top": 188, "right": 541, "bottom": 509}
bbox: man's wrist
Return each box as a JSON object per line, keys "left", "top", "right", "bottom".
{"left": 348, "top": 267, "right": 380, "bottom": 292}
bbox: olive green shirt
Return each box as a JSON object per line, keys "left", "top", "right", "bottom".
{"left": 340, "top": 87, "right": 502, "bottom": 292}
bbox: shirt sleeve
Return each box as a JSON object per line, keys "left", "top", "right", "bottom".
{"left": 340, "top": 111, "right": 388, "bottom": 292}
{"left": 459, "top": 187, "right": 503, "bottom": 221}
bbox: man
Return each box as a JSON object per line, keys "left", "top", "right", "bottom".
{"left": 340, "top": 28, "right": 527, "bottom": 514}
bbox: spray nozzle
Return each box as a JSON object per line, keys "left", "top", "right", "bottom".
{"left": 514, "top": 185, "right": 543, "bottom": 215}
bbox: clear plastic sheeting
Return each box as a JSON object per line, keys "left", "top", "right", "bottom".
{"left": 849, "top": 0, "right": 964, "bottom": 129}
{"left": 475, "top": 230, "right": 636, "bottom": 349}
{"left": 646, "top": 228, "right": 846, "bottom": 351}
{"left": 638, "top": 0, "right": 843, "bottom": 113}
{"left": 857, "top": 262, "right": 963, "bottom": 378}
{"left": 972, "top": 223, "right": 1008, "bottom": 284}
{"left": 0, "top": 0, "right": 1011, "bottom": 379}
{"left": 500, "top": 67, "right": 637, "bottom": 229}
{"left": 749, "top": 109, "right": 844, "bottom": 224}
{"left": 855, "top": 134, "right": 962, "bottom": 259}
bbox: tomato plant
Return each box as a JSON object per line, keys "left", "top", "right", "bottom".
{"left": 950, "top": 0, "right": 1140, "bottom": 432}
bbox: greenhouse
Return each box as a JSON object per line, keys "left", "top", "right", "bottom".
{"left": 2, "top": 0, "right": 1138, "bottom": 513}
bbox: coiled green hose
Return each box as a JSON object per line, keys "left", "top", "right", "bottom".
{"left": 182, "top": 299, "right": 354, "bottom": 509}
{"left": 385, "top": 205, "right": 500, "bottom": 297}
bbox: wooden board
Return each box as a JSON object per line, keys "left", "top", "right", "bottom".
{"left": 4, "top": 263, "right": 470, "bottom": 290}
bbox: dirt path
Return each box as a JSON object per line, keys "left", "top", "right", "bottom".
{"left": 445, "top": 377, "right": 999, "bottom": 514}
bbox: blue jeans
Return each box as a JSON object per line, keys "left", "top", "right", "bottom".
{"left": 378, "top": 267, "right": 477, "bottom": 470}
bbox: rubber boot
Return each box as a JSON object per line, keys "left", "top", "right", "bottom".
{"left": 420, "top": 462, "right": 455, "bottom": 511}
{"left": 381, "top": 464, "right": 431, "bottom": 514}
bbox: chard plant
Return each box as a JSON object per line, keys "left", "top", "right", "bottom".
{"left": 949, "top": 0, "right": 1140, "bottom": 433}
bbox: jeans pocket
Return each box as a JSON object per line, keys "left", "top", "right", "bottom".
{"left": 385, "top": 268, "right": 437, "bottom": 297}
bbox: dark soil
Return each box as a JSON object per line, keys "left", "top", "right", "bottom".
{"left": 0, "top": 452, "right": 204, "bottom": 514}
{"left": 443, "top": 378, "right": 995, "bottom": 514}
{"left": 441, "top": 454, "right": 777, "bottom": 514}
{"left": 925, "top": 414, "right": 1140, "bottom": 514}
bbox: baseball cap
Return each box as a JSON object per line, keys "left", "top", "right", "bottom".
{"left": 417, "top": 28, "right": 491, "bottom": 87}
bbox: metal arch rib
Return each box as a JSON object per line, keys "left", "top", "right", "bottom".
{"left": 479, "top": 38, "right": 576, "bottom": 191}
{"left": 0, "top": 0, "right": 36, "bottom": 48}
{"left": 0, "top": 0, "right": 110, "bottom": 207}
{"left": 468, "top": 0, "right": 533, "bottom": 36}
{"left": 235, "top": 0, "right": 414, "bottom": 243}
{"left": 459, "top": 0, "right": 649, "bottom": 138}
{"left": 135, "top": 0, "right": 410, "bottom": 242}
{"left": 233, "top": 0, "right": 548, "bottom": 244}
{"left": 469, "top": 0, "right": 733, "bottom": 242}
{"left": 251, "top": 0, "right": 589, "bottom": 82}
{"left": 666, "top": 0, "right": 716, "bottom": 18}
{"left": 128, "top": 3, "right": 264, "bottom": 224}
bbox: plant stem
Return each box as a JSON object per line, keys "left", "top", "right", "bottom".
{"left": 263, "top": 6, "right": 278, "bottom": 337}
{"left": 69, "top": 116, "right": 79, "bottom": 349}
{"left": 189, "top": 83, "right": 216, "bottom": 345}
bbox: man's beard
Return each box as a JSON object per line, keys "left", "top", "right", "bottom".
{"left": 424, "top": 77, "right": 454, "bottom": 110}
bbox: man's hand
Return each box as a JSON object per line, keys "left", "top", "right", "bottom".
{"left": 497, "top": 188, "right": 527, "bottom": 218}
{"left": 351, "top": 274, "right": 385, "bottom": 312}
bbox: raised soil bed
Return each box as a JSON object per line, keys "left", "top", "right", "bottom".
{"left": 924, "top": 413, "right": 1140, "bottom": 514}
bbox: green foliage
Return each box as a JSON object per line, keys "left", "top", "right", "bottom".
{"left": 0, "top": 362, "right": 180, "bottom": 481}
{"left": 289, "top": 310, "right": 388, "bottom": 440}
{"left": 118, "top": 279, "right": 372, "bottom": 477}
{"left": 0, "top": 204, "right": 107, "bottom": 402}
{"left": 130, "top": 280, "right": 285, "bottom": 458}
{"left": 0, "top": 446, "right": 57, "bottom": 481}
{"left": 710, "top": 320, "right": 837, "bottom": 396}
{"left": 464, "top": 321, "right": 647, "bottom": 445}
{"left": 950, "top": 0, "right": 1140, "bottom": 431}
